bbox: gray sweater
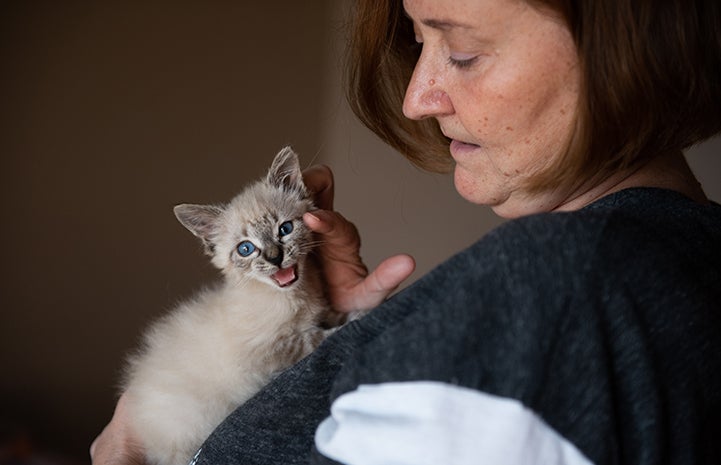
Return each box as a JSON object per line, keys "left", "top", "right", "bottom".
{"left": 195, "top": 188, "right": 721, "bottom": 465}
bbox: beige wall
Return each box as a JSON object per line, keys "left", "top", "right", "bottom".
{"left": 1, "top": 2, "right": 718, "bottom": 463}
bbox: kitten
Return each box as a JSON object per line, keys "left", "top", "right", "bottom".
{"left": 121, "top": 147, "right": 338, "bottom": 465}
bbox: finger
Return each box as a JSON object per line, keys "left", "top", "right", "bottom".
{"left": 302, "top": 165, "right": 334, "bottom": 210}
{"left": 90, "top": 426, "right": 146, "bottom": 465}
{"left": 351, "top": 254, "right": 416, "bottom": 311}
{"left": 90, "top": 431, "right": 101, "bottom": 458}
{"left": 90, "top": 393, "right": 147, "bottom": 465}
{"left": 303, "top": 210, "right": 363, "bottom": 259}
{"left": 303, "top": 209, "right": 416, "bottom": 312}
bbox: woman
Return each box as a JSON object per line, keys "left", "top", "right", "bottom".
{"left": 92, "top": 0, "right": 721, "bottom": 463}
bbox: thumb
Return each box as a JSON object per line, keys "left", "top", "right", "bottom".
{"left": 351, "top": 254, "right": 416, "bottom": 311}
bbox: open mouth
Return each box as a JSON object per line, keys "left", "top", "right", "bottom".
{"left": 271, "top": 265, "right": 298, "bottom": 287}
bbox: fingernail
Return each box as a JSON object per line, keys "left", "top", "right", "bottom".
{"left": 306, "top": 210, "right": 330, "bottom": 222}
{"left": 303, "top": 211, "right": 324, "bottom": 228}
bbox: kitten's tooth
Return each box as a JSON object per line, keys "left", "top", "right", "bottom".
{"left": 272, "top": 265, "right": 298, "bottom": 287}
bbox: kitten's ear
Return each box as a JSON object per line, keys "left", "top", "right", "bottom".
{"left": 173, "top": 204, "right": 223, "bottom": 254}
{"left": 266, "top": 146, "right": 307, "bottom": 196}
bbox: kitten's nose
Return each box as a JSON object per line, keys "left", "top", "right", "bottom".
{"left": 264, "top": 246, "right": 284, "bottom": 267}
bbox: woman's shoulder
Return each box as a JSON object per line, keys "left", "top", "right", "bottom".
{"left": 353, "top": 187, "right": 721, "bottom": 355}
{"left": 350, "top": 185, "right": 721, "bottom": 391}
{"left": 334, "top": 192, "right": 721, "bottom": 465}
{"left": 468, "top": 187, "right": 721, "bottom": 272}
{"left": 397, "top": 186, "right": 721, "bottom": 332}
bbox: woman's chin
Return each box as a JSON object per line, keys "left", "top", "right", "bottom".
{"left": 453, "top": 165, "right": 496, "bottom": 205}
{"left": 453, "top": 167, "right": 527, "bottom": 218}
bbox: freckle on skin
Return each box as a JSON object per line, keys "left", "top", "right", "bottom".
{"left": 506, "top": 126, "right": 513, "bottom": 131}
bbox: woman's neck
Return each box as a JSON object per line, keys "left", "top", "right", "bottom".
{"left": 554, "top": 150, "right": 708, "bottom": 212}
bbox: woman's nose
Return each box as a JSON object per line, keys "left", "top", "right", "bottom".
{"left": 402, "top": 54, "right": 453, "bottom": 120}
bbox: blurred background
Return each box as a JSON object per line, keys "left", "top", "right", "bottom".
{"left": 1, "top": 2, "right": 719, "bottom": 463}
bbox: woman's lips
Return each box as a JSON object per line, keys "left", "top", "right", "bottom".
{"left": 450, "top": 139, "right": 481, "bottom": 159}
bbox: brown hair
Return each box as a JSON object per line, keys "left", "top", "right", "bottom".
{"left": 345, "top": 0, "right": 721, "bottom": 191}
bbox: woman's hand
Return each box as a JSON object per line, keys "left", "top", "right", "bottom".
{"left": 302, "top": 165, "right": 416, "bottom": 313}
{"left": 90, "top": 393, "right": 146, "bottom": 465}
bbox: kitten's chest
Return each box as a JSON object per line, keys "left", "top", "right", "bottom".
{"left": 185, "top": 297, "right": 312, "bottom": 388}
{"left": 213, "top": 286, "right": 318, "bottom": 342}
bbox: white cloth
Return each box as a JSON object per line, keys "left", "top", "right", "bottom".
{"left": 315, "top": 381, "right": 594, "bottom": 465}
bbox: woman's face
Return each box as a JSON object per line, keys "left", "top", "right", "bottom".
{"left": 402, "top": 0, "right": 581, "bottom": 217}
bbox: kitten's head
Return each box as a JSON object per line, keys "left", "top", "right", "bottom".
{"left": 174, "top": 147, "right": 317, "bottom": 290}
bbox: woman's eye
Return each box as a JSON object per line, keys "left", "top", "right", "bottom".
{"left": 447, "top": 55, "right": 478, "bottom": 70}
{"left": 237, "top": 241, "right": 256, "bottom": 257}
{"left": 278, "top": 221, "right": 294, "bottom": 237}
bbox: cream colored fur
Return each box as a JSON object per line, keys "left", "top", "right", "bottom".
{"left": 121, "top": 147, "right": 334, "bottom": 465}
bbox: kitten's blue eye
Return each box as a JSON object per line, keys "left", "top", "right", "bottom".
{"left": 237, "top": 241, "right": 256, "bottom": 257}
{"left": 278, "top": 221, "right": 294, "bottom": 237}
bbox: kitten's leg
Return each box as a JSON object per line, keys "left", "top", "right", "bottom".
{"left": 267, "top": 326, "right": 326, "bottom": 368}
{"left": 320, "top": 308, "right": 369, "bottom": 328}
{"left": 320, "top": 309, "right": 349, "bottom": 328}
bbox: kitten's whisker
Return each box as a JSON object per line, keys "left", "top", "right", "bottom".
{"left": 302, "top": 240, "right": 327, "bottom": 248}
{"left": 299, "top": 242, "right": 327, "bottom": 253}
{"left": 306, "top": 143, "right": 326, "bottom": 169}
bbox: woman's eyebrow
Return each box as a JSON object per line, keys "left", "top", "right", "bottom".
{"left": 403, "top": 9, "right": 471, "bottom": 31}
